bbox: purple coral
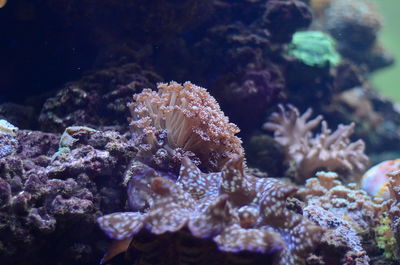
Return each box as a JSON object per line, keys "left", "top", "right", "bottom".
{"left": 0, "top": 128, "right": 136, "bottom": 264}
{"left": 299, "top": 171, "right": 385, "bottom": 264}
{"left": 98, "top": 155, "right": 323, "bottom": 265}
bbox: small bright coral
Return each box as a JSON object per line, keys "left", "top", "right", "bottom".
{"left": 128, "top": 81, "right": 243, "bottom": 172}
{"left": 287, "top": 31, "right": 340, "bottom": 67}
{"left": 98, "top": 156, "right": 323, "bottom": 265}
{"left": 375, "top": 214, "right": 397, "bottom": 260}
{"left": 263, "top": 104, "right": 368, "bottom": 183}
{"left": 361, "top": 159, "right": 400, "bottom": 200}
{"left": 0, "top": 119, "right": 18, "bottom": 158}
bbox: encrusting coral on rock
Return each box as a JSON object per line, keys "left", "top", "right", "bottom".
{"left": 299, "top": 171, "right": 386, "bottom": 265}
{"left": 128, "top": 81, "right": 244, "bottom": 173}
{"left": 98, "top": 154, "right": 323, "bottom": 265}
{"left": 0, "top": 119, "right": 18, "bottom": 158}
{"left": 0, "top": 128, "right": 137, "bottom": 264}
{"left": 263, "top": 104, "right": 369, "bottom": 183}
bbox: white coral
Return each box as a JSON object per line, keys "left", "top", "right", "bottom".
{"left": 263, "top": 104, "right": 369, "bottom": 183}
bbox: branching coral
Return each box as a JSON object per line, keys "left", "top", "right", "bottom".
{"left": 98, "top": 156, "right": 323, "bottom": 265}
{"left": 263, "top": 104, "right": 369, "bottom": 183}
{"left": 128, "top": 81, "right": 243, "bottom": 172}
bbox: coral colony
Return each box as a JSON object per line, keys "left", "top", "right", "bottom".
{"left": 3, "top": 0, "right": 400, "bottom": 265}
{"left": 96, "top": 82, "right": 367, "bottom": 265}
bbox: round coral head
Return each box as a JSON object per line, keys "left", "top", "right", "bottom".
{"left": 361, "top": 159, "right": 400, "bottom": 200}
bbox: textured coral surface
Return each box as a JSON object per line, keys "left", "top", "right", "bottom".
{"left": 1, "top": 0, "right": 400, "bottom": 264}
{"left": 128, "top": 81, "right": 243, "bottom": 173}
{"left": 99, "top": 155, "right": 323, "bottom": 265}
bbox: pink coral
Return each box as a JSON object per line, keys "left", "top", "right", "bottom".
{"left": 263, "top": 104, "right": 369, "bottom": 183}
{"left": 128, "top": 81, "right": 243, "bottom": 172}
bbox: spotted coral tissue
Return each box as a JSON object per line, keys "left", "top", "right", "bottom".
{"left": 128, "top": 81, "right": 244, "bottom": 173}
{"left": 263, "top": 104, "right": 369, "bottom": 183}
{"left": 98, "top": 155, "right": 323, "bottom": 265}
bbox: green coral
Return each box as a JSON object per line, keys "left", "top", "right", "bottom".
{"left": 288, "top": 31, "right": 341, "bottom": 68}
{"left": 375, "top": 214, "right": 397, "bottom": 260}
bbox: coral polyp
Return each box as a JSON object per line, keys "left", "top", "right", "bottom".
{"left": 128, "top": 81, "right": 243, "bottom": 172}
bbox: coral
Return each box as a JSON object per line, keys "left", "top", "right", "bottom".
{"left": 263, "top": 104, "right": 369, "bottom": 183}
{"left": 298, "top": 171, "right": 385, "bottom": 231}
{"left": 0, "top": 128, "right": 136, "bottom": 264}
{"left": 299, "top": 171, "right": 386, "bottom": 264}
{"left": 375, "top": 214, "right": 397, "bottom": 260}
{"left": 128, "top": 81, "right": 243, "bottom": 172}
{"left": 360, "top": 159, "right": 400, "bottom": 200}
{"left": 287, "top": 31, "right": 340, "bottom": 68}
{"left": 0, "top": 119, "right": 18, "bottom": 158}
{"left": 0, "top": 119, "right": 19, "bottom": 135}
{"left": 303, "top": 205, "right": 370, "bottom": 265}
{"left": 98, "top": 155, "right": 323, "bottom": 265}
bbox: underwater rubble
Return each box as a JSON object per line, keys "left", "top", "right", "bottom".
{"left": 2, "top": 0, "right": 400, "bottom": 265}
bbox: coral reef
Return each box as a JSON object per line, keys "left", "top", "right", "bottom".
{"left": 98, "top": 155, "right": 323, "bottom": 265}
{"left": 299, "top": 171, "right": 386, "bottom": 264}
{"left": 128, "top": 81, "right": 243, "bottom": 173}
{"left": 0, "top": 128, "right": 136, "bottom": 264}
{"left": 0, "top": 119, "right": 18, "bottom": 158}
{"left": 263, "top": 104, "right": 368, "bottom": 183}
{"left": 375, "top": 214, "right": 397, "bottom": 260}
{"left": 2, "top": 0, "right": 400, "bottom": 264}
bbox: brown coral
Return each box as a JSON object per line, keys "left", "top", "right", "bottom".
{"left": 128, "top": 81, "right": 244, "bottom": 172}
{"left": 263, "top": 104, "right": 369, "bottom": 183}
{"left": 98, "top": 156, "right": 323, "bottom": 265}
